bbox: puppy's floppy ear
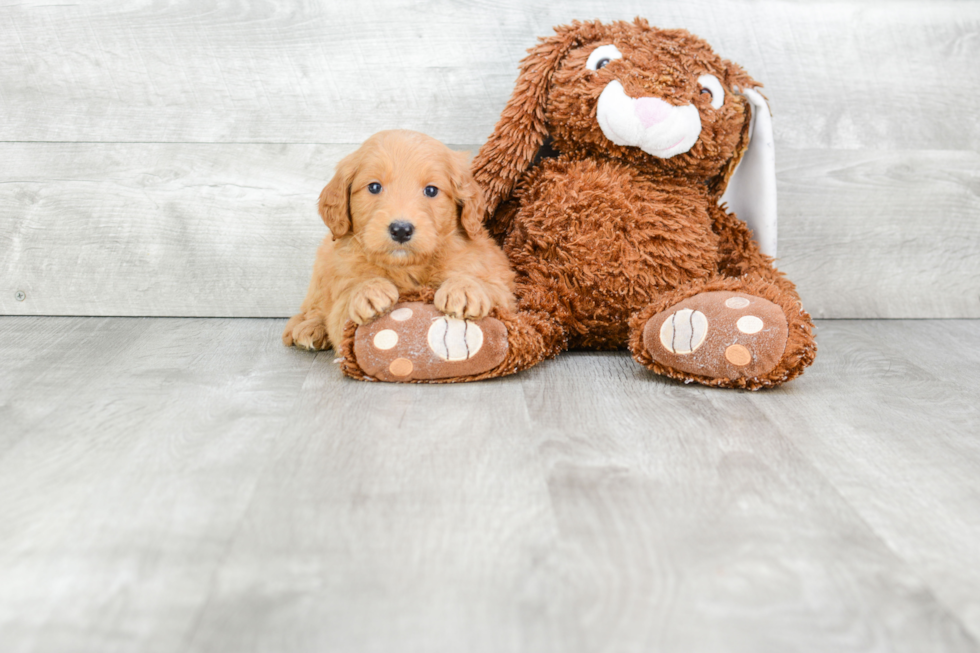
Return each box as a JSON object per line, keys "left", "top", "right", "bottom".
{"left": 718, "top": 86, "right": 778, "bottom": 257}
{"left": 471, "top": 22, "right": 586, "bottom": 231}
{"left": 318, "top": 151, "right": 358, "bottom": 240}
{"left": 449, "top": 150, "right": 487, "bottom": 239}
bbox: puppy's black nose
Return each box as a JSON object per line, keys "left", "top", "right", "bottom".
{"left": 388, "top": 221, "right": 414, "bottom": 243}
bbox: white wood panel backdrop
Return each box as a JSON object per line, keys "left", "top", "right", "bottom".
{"left": 1, "top": 0, "right": 978, "bottom": 318}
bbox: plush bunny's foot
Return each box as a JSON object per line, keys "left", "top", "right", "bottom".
{"left": 641, "top": 291, "right": 788, "bottom": 385}
{"left": 349, "top": 302, "right": 509, "bottom": 382}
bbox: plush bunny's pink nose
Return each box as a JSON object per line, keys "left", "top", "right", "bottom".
{"left": 634, "top": 97, "right": 671, "bottom": 128}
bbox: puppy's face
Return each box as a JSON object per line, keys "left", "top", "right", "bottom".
{"left": 349, "top": 136, "right": 458, "bottom": 262}
{"left": 318, "top": 131, "right": 485, "bottom": 266}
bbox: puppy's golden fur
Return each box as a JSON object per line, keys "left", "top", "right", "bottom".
{"left": 283, "top": 130, "right": 516, "bottom": 351}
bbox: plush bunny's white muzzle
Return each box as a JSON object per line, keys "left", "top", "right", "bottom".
{"left": 596, "top": 81, "right": 701, "bottom": 159}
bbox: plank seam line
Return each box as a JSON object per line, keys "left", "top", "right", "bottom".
{"left": 178, "top": 345, "right": 319, "bottom": 648}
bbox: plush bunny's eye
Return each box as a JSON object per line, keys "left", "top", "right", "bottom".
{"left": 586, "top": 44, "right": 623, "bottom": 71}
{"left": 697, "top": 74, "right": 725, "bottom": 110}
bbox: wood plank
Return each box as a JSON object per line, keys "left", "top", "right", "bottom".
{"left": 513, "top": 349, "right": 978, "bottom": 652}
{"left": 2, "top": 144, "right": 977, "bottom": 318}
{"left": 0, "top": 316, "right": 315, "bottom": 653}
{"left": 182, "top": 357, "right": 558, "bottom": 653}
{"left": 0, "top": 316, "right": 155, "bottom": 457}
{"left": 0, "top": 317, "right": 979, "bottom": 651}
{"left": 751, "top": 319, "right": 980, "bottom": 642}
{"left": 779, "top": 149, "right": 980, "bottom": 319}
{"left": 0, "top": 142, "right": 354, "bottom": 318}
{"left": 0, "top": 1, "right": 977, "bottom": 149}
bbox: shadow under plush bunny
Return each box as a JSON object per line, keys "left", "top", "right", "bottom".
{"left": 341, "top": 18, "right": 816, "bottom": 389}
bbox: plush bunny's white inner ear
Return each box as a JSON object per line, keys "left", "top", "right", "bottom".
{"left": 719, "top": 87, "right": 777, "bottom": 257}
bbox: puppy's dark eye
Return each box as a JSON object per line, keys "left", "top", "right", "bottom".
{"left": 367, "top": 182, "right": 382, "bottom": 194}
{"left": 423, "top": 185, "right": 439, "bottom": 198}
{"left": 700, "top": 88, "right": 713, "bottom": 98}
{"left": 595, "top": 58, "right": 611, "bottom": 70}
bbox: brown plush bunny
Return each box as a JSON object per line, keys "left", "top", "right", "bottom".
{"left": 341, "top": 18, "right": 816, "bottom": 389}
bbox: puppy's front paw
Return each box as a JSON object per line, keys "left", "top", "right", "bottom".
{"left": 435, "top": 277, "right": 492, "bottom": 319}
{"left": 349, "top": 278, "right": 399, "bottom": 324}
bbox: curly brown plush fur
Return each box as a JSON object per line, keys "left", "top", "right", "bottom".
{"left": 473, "top": 18, "right": 815, "bottom": 388}
{"left": 343, "top": 18, "right": 816, "bottom": 388}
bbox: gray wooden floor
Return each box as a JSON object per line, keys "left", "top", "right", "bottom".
{"left": 0, "top": 317, "right": 978, "bottom": 652}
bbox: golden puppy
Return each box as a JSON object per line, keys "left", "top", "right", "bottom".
{"left": 283, "top": 130, "right": 516, "bottom": 352}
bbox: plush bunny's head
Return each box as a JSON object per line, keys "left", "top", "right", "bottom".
{"left": 474, "top": 18, "right": 778, "bottom": 255}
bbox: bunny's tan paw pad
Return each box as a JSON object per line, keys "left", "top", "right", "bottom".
{"left": 352, "top": 302, "right": 508, "bottom": 382}
{"left": 642, "top": 291, "right": 788, "bottom": 382}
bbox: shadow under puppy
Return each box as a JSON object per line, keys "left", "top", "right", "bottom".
{"left": 283, "top": 130, "right": 516, "bottom": 356}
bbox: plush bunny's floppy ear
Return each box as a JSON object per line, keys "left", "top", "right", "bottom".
{"left": 318, "top": 152, "right": 358, "bottom": 240}
{"left": 719, "top": 87, "right": 777, "bottom": 257}
{"left": 472, "top": 24, "right": 584, "bottom": 229}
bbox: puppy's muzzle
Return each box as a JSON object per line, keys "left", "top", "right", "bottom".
{"left": 388, "top": 221, "right": 415, "bottom": 244}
